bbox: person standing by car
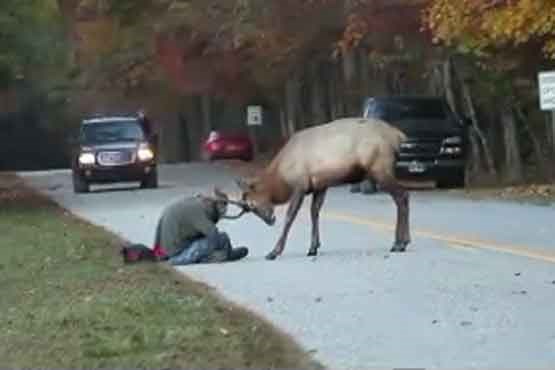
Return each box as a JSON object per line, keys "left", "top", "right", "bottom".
{"left": 137, "top": 109, "right": 153, "bottom": 136}
{"left": 151, "top": 190, "right": 249, "bottom": 265}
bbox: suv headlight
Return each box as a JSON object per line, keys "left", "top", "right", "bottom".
{"left": 137, "top": 143, "right": 154, "bottom": 161}
{"left": 440, "top": 146, "right": 462, "bottom": 155}
{"left": 443, "top": 136, "right": 462, "bottom": 145}
{"left": 78, "top": 152, "right": 95, "bottom": 165}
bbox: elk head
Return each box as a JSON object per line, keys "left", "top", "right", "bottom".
{"left": 235, "top": 177, "right": 276, "bottom": 226}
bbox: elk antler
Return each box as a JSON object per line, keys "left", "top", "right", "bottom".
{"left": 207, "top": 187, "right": 252, "bottom": 220}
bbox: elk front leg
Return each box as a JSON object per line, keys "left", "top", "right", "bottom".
{"left": 266, "top": 189, "right": 305, "bottom": 260}
{"left": 382, "top": 181, "right": 411, "bottom": 252}
{"left": 308, "top": 189, "right": 327, "bottom": 256}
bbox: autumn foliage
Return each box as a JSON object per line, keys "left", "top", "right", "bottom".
{"left": 144, "top": 0, "right": 430, "bottom": 96}
{"left": 423, "top": 0, "right": 555, "bottom": 59}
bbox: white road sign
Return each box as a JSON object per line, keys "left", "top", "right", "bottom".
{"left": 247, "top": 105, "right": 262, "bottom": 126}
{"left": 538, "top": 71, "right": 555, "bottom": 111}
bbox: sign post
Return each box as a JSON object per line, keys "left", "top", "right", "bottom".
{"left": 246, "top": 105, "right": 263, "bottom": 156}
{"left": 538, "top": 71, "right": 555, "bottom": 177}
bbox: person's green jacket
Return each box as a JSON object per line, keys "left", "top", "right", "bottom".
{"left": 153, "top": 195, "right": 220, "bottom": 257}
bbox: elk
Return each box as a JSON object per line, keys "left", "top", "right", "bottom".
{"left": 225, "top": 117, "right": 411, "bottom": 260}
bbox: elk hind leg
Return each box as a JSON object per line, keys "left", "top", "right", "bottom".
{"left": 308, "top": 188, "right": 327, "bottom": 256}
{"left": 382, "top": 179, "right": 410, "bottom": 252}
{"left": 371, "top": 163, "right": 411, "bottom": 252}
{"left": 266, "top": 189, "right": 305, "bottom": 260}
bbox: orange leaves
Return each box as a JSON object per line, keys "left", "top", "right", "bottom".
{"left": 333, "top": 13, "right": 368, "bottom": 58}
{"left": 425, "top": 0, "right": 555, "bottom": 59}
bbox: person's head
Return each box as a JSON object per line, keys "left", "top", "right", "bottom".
{"left": 200, "top": 188, "right": 229, "bottom": 223}
{"left": 137, "top": 109, "right": 146, "bottom": 120}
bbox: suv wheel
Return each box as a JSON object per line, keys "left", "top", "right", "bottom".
{"left": 360, "top": 179, "right": 378, "bottom": 194}
{"left": 141, "top": 170, "right": 158, "bottom": 189}
{"left": 350, "top": 179, "right": 378, "bottom": 194}
{"left": 437, "top": 170, "right": 465, "bottom": 189}
{"left": 73, "top": 172, "right": 89, "bottom": 193}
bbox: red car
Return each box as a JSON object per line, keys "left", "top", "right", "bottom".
{"left": 201, "top": 130, "right": 254, "bottom": 161}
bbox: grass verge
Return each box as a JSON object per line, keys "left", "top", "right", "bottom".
{"left": 0, "top": 173, "right": 323, "bottom": 369}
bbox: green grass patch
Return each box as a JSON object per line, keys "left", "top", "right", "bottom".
{"left": 0, "top": 173, "right": 322, "bottom": 369}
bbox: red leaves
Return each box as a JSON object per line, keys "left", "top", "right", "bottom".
{"left": 153, "top": 0, "right": 433, "bottom": 95}
{"left": 154, "top": 32, "right": 253, "bottom": 101}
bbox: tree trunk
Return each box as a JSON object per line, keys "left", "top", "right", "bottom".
{"left": 389, "top": 67, "right": 407, "bottom": 95}
{"left": 447, "top": 57, "right": 498, "bottom": 178}
{"left": 501, "top": 106, "right": 524, "bottom": 184}
{"left": 334, "top": 62, "right": 346, "bottom": 118}
{"left": 160, "top": 112, "right": 184, "bottom": 163}
{"left": 442, "top": 57, "right": 458, "bottom": 114}
{"left": 458, "top": 75, "right": 497, "bottom": 176}
{"left": 279, "top": 106, "right": 289, "bottom": 140}
{"left": 359, "top": 48, "right": 371, "bottom": 98}
{"left": 183, "top": 95, "right": 203, "bottom": 161}
{"left": 310, "top": 61, "right": 327, "bottom": 125}
{"left": 428, "top": 62, "right": 444, "bottom": 97}
{"left": 178, "top": 112, "right": 192, "bottom": 162}
{"left": 466, "top": 130, "right": 482, "bottom": 185}
{"left": 328, "top": 63, "right": 339, "bottom": 120}
{"left": 297, "top": 79, "right": 308, "bottom": 130}
{"left": 285, "top": 75, "right": 300, "bottom": 135}
{"left": 516, "top": 105, "right": 550, "bottom": 181}
{"left": 248, "top": 126, "right": 260, "bottom": 157}
{"left": 200, "top": 95, "right": 212, "bottom": 138}
{"left": 342, "top": 49, "right": 358, "bottom": 115}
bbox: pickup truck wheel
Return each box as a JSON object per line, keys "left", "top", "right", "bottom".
{"left": 141, "top": 170, "right": 158, "bottom": 189}
{"left": 72, "top": 172, "right": 89, "bottom": 193}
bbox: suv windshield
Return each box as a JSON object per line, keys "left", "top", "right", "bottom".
{"left": 81, "top": 120, "right": 144, "bottom": 144}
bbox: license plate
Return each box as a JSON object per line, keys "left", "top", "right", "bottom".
{"left": 408, "top": 161, "right": 426, "bottom": 173}
{"left": 103, "top": 153, "right": 121, "bottom": 161}
{"left": 226, "top": 145, "right": 241, "bottom": 151}
{"left": 98, "top": 151, "right": 129, "bottom": 166}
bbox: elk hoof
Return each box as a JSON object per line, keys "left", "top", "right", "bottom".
{"left": 265, "top": 251, "right": 278, "bottom": 260}
{"left": 307, "top": 248, "right": 318, "bottom": 257}
{"left": 390, "top": 242, "right": 408, "bottom": 253}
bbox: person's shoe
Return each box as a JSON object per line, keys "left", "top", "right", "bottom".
{"left": 228, "top": 247, "right": 249, "bottom": 261}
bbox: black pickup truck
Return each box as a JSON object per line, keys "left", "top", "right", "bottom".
{"left": 352, "top": 96, "right": 470, "bottom": 193}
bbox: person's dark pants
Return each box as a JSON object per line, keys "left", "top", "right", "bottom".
{"left": 168, "top": 232, "right": 235, "bottom": 266}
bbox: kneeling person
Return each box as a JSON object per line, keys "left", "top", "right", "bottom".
{"left": 153, "top": 191, "right": 248, "bottom": 265}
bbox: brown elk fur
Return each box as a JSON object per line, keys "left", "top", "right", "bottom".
{"left": 234, "top": 117, "right": 411, "bottom": 260}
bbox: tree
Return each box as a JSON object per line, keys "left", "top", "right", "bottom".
{"left": 423, "top": 0, "right": 555, "bottom": 59}
{"left": 0, "top": 0, "right": 67, "bottom": 88}
{"left": 423, "top": 0, "right": 555, "bottom": 183}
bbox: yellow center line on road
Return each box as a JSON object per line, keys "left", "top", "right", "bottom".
{"left": 319, "top": 210, "right": 555, "bottom": 264}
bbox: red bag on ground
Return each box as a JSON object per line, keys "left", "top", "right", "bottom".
{"left": 121, "top": 243, "right": 163, "bottom": 263}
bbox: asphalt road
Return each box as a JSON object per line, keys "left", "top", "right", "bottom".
{"left": 20, "top": 163, "right": 555, "bottom": 369}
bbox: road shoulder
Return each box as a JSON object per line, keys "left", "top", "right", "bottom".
{"left": 0, "top": 172, "right": 322, "bottom": 369}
